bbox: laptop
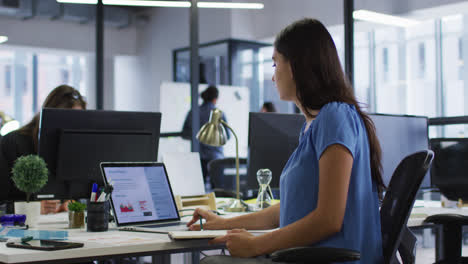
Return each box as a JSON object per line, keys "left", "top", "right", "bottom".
{"left": 100, "top": 162, "right": 188, "bottom": 233}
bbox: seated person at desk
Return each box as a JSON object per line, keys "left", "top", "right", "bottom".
{"left": 187, "top": 18, "right": 385, "bottom": 264}
{"left": 260, "top": 102, "right": 277, "bottom": 113}
{"left": 0, "top": 85, "right": 86, "bottom": 214}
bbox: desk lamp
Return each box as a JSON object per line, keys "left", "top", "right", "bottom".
{"left": 197, "top": 108, "right": 247, "bottom": 212}
{"left": 0, "top": 111, "right": 20, "bottom": 136}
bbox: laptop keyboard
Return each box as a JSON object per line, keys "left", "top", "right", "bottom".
{"left": 142, "top": 222, "right": 187, "bottom": 228}
{"left": 119, "top": 222, "right": 189, "bottom": 233}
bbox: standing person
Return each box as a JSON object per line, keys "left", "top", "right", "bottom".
{"left": 187, "top": 18, "right": 384, "bottom": 264}
{"left": 182, "top": 85, "right": 229, "bottom": 188}
{"left": 0, "top": 85, "right": 87, "bottom": 214}
{"left": 260, "top": 102, "right": 277, "bottom": 113}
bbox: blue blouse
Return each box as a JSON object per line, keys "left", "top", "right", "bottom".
{"left": 279, "top": 102, "right": 383, "bottom": 264}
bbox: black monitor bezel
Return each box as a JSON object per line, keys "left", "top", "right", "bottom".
{"left": 36, "top": 108, "right": 161, "bottom": 200}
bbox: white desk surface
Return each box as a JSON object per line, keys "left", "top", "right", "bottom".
{"left": 1, "top": 200, "right": 465, "bottom": 263}
{"left": 408, "top": 200, "right": 468, "bottom": 227}
{"left": 0, "top": 214, "right": 222, "bottom": 264}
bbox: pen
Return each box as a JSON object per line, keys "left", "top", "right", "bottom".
{"left": 199, "top": 217, "right": 203, "bottom": 231}
{"left": 97, "top": 191, "right": 107, "bottom": 202}
{"left": 90, "top": 183, "right": 98, "bottom": 202}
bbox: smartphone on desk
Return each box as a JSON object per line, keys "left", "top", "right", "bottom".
{"left": 6, "top": 240, "right": 84, "bottom": 251}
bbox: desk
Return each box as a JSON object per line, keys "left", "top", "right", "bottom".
{"left": 0, "top": 214, "right": 224, "bottom": 264}
{"left": 4, "top": 200, "right": 460, "bottom": 264}
{"left": 408, "top": 200, "right": 468, "bottom": 227}
{"left": 0, "top": 198, "right": 252, "bottom": 264}
{"left": 408, "top": 200, "right": 468, "bottom": 262}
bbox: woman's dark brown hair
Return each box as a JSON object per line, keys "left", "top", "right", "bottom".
{"left": 18, "top": 85, "right": 87, "bottom": 151}
{"left": 201, "top": 85, "right": 219, "bottom": 103}
{"left": 274, "top": 18, "right": 385, "bottom": 197}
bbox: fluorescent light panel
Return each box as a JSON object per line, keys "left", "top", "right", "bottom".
{"left": 57, "top": 0, "right": 97, "bottom": 4}
{"left": 353, "top": 10, "right": 420, "bottom": 27}
{"left": 0, "top": 36, "right": 8, "bottom": 44}
{"left": 57, "top": 0, "right": 263, "bottom": 9}
{"left": 103, "top": 0, "right": 190, "bottom": 7}
{"left": 197, "top": 2, "right": 263, "bottom": 9}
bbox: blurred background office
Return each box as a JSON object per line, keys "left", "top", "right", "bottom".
{"left": 1, "top": 0, "right": 467, "bottom": 140}
{"left": 260, "top": 101, "right": 276, "bottom": 113}
{"left": 2, "top": 1, "right": 468, "bottom": 262}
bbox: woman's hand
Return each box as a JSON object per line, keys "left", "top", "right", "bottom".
{"left": 56, "top": 200, "right": 70, "bottom": 213}
{"left": 40, "top": 200, "right": 70, "bottom": 214}
{"left": 186, "top": 208, "right": 226, "bottom": 230}
{"left": 40, "top": 200, "right": 60, "bottom": 214}
{"left": 210, "top": 229, "right": 261, "bottom": 258}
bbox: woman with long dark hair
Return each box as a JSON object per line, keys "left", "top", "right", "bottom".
{"left": 187, "top": 18, "right": 384, "bottom": 263}
{"left": 0, "top": 85, "right": 86, "bottom": 213}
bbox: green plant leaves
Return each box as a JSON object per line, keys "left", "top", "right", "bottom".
{"left": 11, "top": 155, "right": 48, "bottom": 201}
{"left": 68, "top": 201, "right": 86, "bottom": 212}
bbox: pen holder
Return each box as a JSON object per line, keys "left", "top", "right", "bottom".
{"left": 87, "top": 201, "right": 109, "bottom": 232}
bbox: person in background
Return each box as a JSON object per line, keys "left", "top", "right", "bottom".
{"left": 182, "top": 85, "right": 229, "bottom": 188}
{"left": 0, "top": 85, "right": 87, "bottom": 214}
{"left": 260, "top": 102, "right": 277, "bottom": 113}
{"left": 187, "top": 18, "right": 384, "bottom": 264}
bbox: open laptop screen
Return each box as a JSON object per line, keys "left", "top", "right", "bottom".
{"left": 102, "top": 163, "right": 179, "bottom": 225}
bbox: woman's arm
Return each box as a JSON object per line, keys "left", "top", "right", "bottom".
{"left": 213, "top": 144, "right": 353, "bottom": 257}
{"left": 187, "top": 202, "right": 280, "bottom": 231}
{"left": 256, "top": 144, "right": 352, "bottom": 254}
{"left": 225, "top": 202, "right": 280, "bottom": 230}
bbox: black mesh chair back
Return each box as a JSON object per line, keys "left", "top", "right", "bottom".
{"left": 207, "top": 158, "right": 247, "bottom": 197}
{"left": 380, "top": 150, "right": 434, "bottom": 263}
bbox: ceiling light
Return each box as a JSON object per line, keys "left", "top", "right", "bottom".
{"left": 353, "top": 10, "right": 420, "bottom": 28}
{"left": 103, "top": 0, "right": 190, "bottom": 7}
{"left": 0, "top": 36, "right": 8, "bottom": 44}
{"left": 57, "top": 0, "right": 97, "bottom": 4}
{"left": 57, "top": 0, "right": 263, "bottom": 9}
{"left": 197, "top": 2, "right": 263, "bottom": 9}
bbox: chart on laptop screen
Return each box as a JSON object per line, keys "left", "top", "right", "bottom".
{"left": 105, "top": 166, "right": 179, "bottom": 224}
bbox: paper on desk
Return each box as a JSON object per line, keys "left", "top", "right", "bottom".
{"left": 0, "top": 227, "right": 68, "bottom": 240}
{"left": 168, "top": 230, "right": 227, "bottom": 240}
{"left": 71, "top": 234, "right": 166, "bottom": 245}
{"left": 168, "top": 229, "right": 276, "bottom": 240}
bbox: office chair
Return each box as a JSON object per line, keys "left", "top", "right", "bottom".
{"left": 423, "top": 214, "right": 468, "bottom": 264}
{"left": 271, "top": 150, "right": 434, "bottom": 264}
{"left": 207, "top": 158, "right": 248, "bottom": 198}
{"left": 423, "top": 138, "right": 468, "bottom": 263}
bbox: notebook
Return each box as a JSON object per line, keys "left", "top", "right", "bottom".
{"left": 167, "top": 229, "right": 275, "bottom": 240}
{"left": 100, "top": 162, "right": 188, "bottom": 233}
{"left": 168, "top": 230, "right": 227, "bottom": 240}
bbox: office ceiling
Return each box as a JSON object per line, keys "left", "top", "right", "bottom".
{"left": 0, "top": 0, "right": 152, "bottom": 28}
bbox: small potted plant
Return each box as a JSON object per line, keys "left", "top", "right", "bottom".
{"left": 11, "top": 155, "right": 48, "bottom": 227}
{"left": 67, "top": 201, "right": 86, "bottom": 228}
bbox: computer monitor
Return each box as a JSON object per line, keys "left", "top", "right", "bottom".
{"left": 370, "top": 114, "right": 430, "bottom": 188}
{"left": 245, "top": 112, "right": 305, "bottom": 195}
{"left": 36, "top": 108, "right": 161, "bottom": 200}
{"left": 430, "top": 138, "right": 468, "bottom": 200}
{"left": 245, "top": 112, "right": 430, "bottom": 197}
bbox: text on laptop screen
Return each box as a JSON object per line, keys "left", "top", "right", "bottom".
{"left": 104, "top": 166, "right": 179, "bottom": 224}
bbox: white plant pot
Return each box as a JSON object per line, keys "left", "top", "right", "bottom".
{"left": 14, "top": 201, "right": 41, "bottom": 227}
